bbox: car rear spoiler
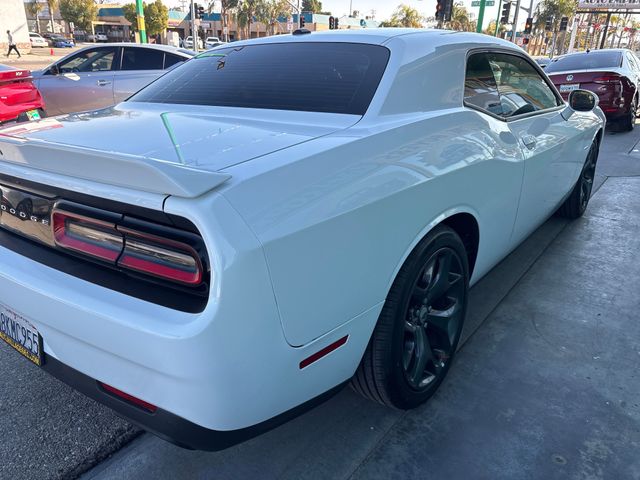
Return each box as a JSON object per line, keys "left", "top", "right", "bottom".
{"left": 0, "top": 135, "right": 231, "bottom": 198}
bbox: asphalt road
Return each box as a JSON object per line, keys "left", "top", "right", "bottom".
{"left": 1, "top": 123, "right": 639, "bottom": 480}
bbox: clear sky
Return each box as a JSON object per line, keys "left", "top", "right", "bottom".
{"left": 133, "top": 0, "right": 530, "bottom": 31}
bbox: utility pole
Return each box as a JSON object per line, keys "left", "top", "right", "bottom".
{"left": 510, "top": 0, "right": 521, "bottom": 43}
{"left": 568, "top": 15, "right": 579, "bottom": 53}
{"left": 135, "top": 0, "right": 147, "bottom": 43}
{"left": 476, "top": 0, "right": 487, "bottom": 33}
{"left": 190, "top": 0, "right": 198, "bottom": 52}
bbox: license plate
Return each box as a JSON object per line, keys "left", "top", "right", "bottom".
{"left": 559, "top": 83, "right": 580, "bottom": 93}
{"left": 25, "top": 109, "right": 41, "bottom": 121}
{"left": 0, "top": 303, "right": 43, "bottom": 366}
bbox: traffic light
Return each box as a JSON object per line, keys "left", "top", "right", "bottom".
{"left": 443, "top": 0, "right": 453, "bottom": 21}
{"left": 522, "top": 37, "right": 529, "bottom": 45}
{"left": 334, "top": 17, "right": 339, "bottom": 29}
{"left": 559, "top": 16, "right": 568, "bottom": 31}
{"left": 300, "top": 14, "right": 305, "bottom": 27}
{"left": 545, "top": 16, "right": 553, "bottom": 31}
{"left": 500, "top": 1, "right": 511, "bottom": 25}
{"left": 524, "top": 17, "right": 533, "bottom": 34}
{"left": 436, "top": 0, "right": 444, "bottom": 21}
{"left": 329, "top": 16, "right": 335, "bottom": 29}
{"left": 195, "top": 3, "right": 205, "bottom": 19}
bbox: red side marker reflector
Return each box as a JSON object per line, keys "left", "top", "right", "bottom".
{"left": 99, "top": 382, "right": 158, "bottom": 413}
{"left": 299, "top": 335, "right": 349, "bottom": 369}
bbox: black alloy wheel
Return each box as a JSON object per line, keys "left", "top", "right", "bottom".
{"left": 623, "top": 99, "right": 637, "bottom": 131}
{"left": 402, "top": 247, "right": 465, "bottom": 391}
{"left": 557, "top": 140, "right": 599, "bottom": 219}
{"left": 352, "top": 225, "right": 469, "bottom": 409}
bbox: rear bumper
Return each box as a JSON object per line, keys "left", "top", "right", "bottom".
{"left": 42, "top": 354, "right": 347, "bottom": 451}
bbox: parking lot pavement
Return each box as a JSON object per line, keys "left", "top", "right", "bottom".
{"left": 1, "top": 124, "right": 639, "bottom": 480}
{"left": 2, "top": 45, "right": 83, "bottom": 71}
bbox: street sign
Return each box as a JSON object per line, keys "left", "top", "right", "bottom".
{"left": 472, "top": 1, "right": 495, "bottom": 6}
{"left": 287, "top": 22, "right": 293, "bottom": 31}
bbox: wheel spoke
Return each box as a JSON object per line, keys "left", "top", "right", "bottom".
{"left": 426, "top": 250, "right": 453, "bottom": 304}
{"left": 409, "top": 326, "right": 433, "bottom": 387}
{"left": 427, "top": 301, "right": 459, "bottom": 350}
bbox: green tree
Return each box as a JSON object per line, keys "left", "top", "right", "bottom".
{"left": 256, "top": 0, "right": 289, "bottom": 35}
{"left": 25, "top": 0, "right": 45, "bottom": 33}
{"left": 302, "top": 0, "right": 322, "bottom": 13}
{"left": 534, "top": 0, "right": 576, "bottom": 32}
{"left": 144, "top": 0, "right": 168, "bottom": 36}
{"left": 122, "top": 3, "right": 137, "bottom": 28}
{"left": 207, "top": 0, "right": 239, "bottom": 41}
{"left": 59, "top": 0, "right": 97, "bottom": 32}
{"left": 122, "top": 1, "right": 168, "bottom": 36}
{"left": 236, "top": 0, "right": 261, "bottom": 39}
{"left": 379, "top": 4, "right": 423, "bottom": 28}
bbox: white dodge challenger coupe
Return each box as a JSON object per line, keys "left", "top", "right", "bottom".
{"left": 0, "top": 29, "right": 604, "bottom": 449}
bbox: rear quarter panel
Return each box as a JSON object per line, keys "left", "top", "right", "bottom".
{"left": 222, "top": 109, "right": 525, "bottom": 347}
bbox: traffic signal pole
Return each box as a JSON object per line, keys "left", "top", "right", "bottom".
{"left": 476, "top": 0, "right": 487, "bottom": 33}
{"left": 494, "top": 0, "right": 503, "bottom": 36}
{"left": 135, "top": 0, "right": 147, "bottom": 43}
{"left": 190, "top": 0, "right": 197, "bottom": 52}
{"left": 510, "top": 0, "right": 521, "bottom": 43}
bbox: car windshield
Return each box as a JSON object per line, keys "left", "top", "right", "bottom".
{"left": 130, "top": 42, "right": 390, "bottom": 115}
{"left": 545, "top": 51, "right": 623, "bottom": 73}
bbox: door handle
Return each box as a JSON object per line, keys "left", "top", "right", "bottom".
{"left": 96, "top": 79, "right": 111, "bottom": 86}
{"left": 521, "top": 134, "right": 537, "bottom": 150}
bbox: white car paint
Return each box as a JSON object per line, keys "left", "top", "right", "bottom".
{"left": 29, "top": 32, "right": 48, "bottom": 48}
{"left": 0, "top": 29, "right": 603, "bottom": 441}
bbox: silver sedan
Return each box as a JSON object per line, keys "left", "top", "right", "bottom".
{"left": 31, "top": 43, "right": 194, "bottom": 116}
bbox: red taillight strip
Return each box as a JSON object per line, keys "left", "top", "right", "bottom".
{"left": 117, "top": 228, "right": 203, "bottom": 286}
{"left": 52, "top": 211, "right": 122, "bottom": 262}
{"left": 99, "top": 382, "right": 158, "bottom": 413}
{"left": 299, "top": 335, "right": 349, "bottom": 369}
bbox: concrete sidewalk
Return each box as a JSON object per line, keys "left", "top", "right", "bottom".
{"left": 82, "top": 178, "right": 640, "bottom": 479}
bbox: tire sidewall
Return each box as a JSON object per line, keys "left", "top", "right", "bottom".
{"left": 384, "top": 226, "right": 470, "bottom": 408}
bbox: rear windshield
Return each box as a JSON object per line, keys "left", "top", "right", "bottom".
{"left": 130, "top": 42, "right": 390, "bottom": 115}
{"left": 545, "top": 51, "right": 623, "bottom": 73}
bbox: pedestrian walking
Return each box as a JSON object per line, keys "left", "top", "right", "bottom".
{"left": 6, "top": 30, "right": 21, "bottom": 58}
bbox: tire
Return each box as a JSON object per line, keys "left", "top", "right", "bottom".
{"left": 622, "top": 99, "right": 636, "bottom": 131}
{"left": 556, "top": 140, "right": 599, "bottom": 219}
{"left": 351, "top": 225, "right": 469, "bottom": 409}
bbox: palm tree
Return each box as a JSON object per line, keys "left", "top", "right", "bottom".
{"left": 208, "top": 0, "right": 239, "bottom": 42}
{"left": 446, "top": 3, "right": 472, "bottom": 32}
{"left": 25, "top": 0, "right": 45, "bottom": 33}
{"left": 256, "top": 0, "right": 289, "bottom": 35}
{"left": 46, "top": 0, "right": 58, "bottom": 33}
{"left": 379, "top": 4, "right": 423, "bottom": 28}
{"left": 236, "top": 0, "right": 262, "bottom": 39}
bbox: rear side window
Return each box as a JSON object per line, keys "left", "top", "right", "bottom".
{"left": 130, "top": 43, "right": 390, "bottom": 115}
{"left": 164, "top": 53, "right": 185, "bottom": 69}
{"left": 464, "top": 53, "right": 503, "bottom": 116}
{"left": 121, "top": 47, "right": 165, "bottom": 70}
{"left": 545, "top": 51, "right": 623, "bottom": 73}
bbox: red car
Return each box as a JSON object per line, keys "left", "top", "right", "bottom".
{"left": 545, "top": 49, "right": 640, "bottom": 131}
{"left": 0, "top": 65, "right": 46, "bottom": 124}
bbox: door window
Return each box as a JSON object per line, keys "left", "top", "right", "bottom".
{"left": 487, "top": 52, "right": 560, "bottom": 118}
{"left": 121, "top": 47, "right": 165, "bottom": 71}
{"left": 464, "top": 53, "right": 503, "bottom": 116}
{"left": 57, "top": 48, "right": 117, "bottom": 73}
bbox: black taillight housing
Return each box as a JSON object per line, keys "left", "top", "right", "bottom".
{"left": 52, "top": 202, "right": 207, "bottom": 288}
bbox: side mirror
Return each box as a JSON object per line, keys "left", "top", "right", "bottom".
{"left": 569, "top": 89, "right": 598, "bottom": 112}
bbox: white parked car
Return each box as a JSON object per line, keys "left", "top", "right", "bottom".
{"left": 205, "top": 36, "right": 224, "bottom": 48}
{"left": 0, "top": 29, "right": 604, "bottom": 450}
{"left": 29, "top": 32, "right": 48, "bottom": 48}
{"left": 184, "top": 35, "right": 203, "bottom": 49}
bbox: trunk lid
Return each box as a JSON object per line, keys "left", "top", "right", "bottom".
{"left": 0, "top": 103, "right": 359, "bottom": 197}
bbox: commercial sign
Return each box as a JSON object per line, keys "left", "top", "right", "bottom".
{"left": 578, "top": 0, "right": 640, "bottom": 9}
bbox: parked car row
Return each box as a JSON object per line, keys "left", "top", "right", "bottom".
{"left": 30, "top": 32, "right": 75, "bottom": 48}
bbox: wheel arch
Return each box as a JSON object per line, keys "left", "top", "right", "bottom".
{"left": 385, "top": 207, "right": 481, "bottom": 295}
